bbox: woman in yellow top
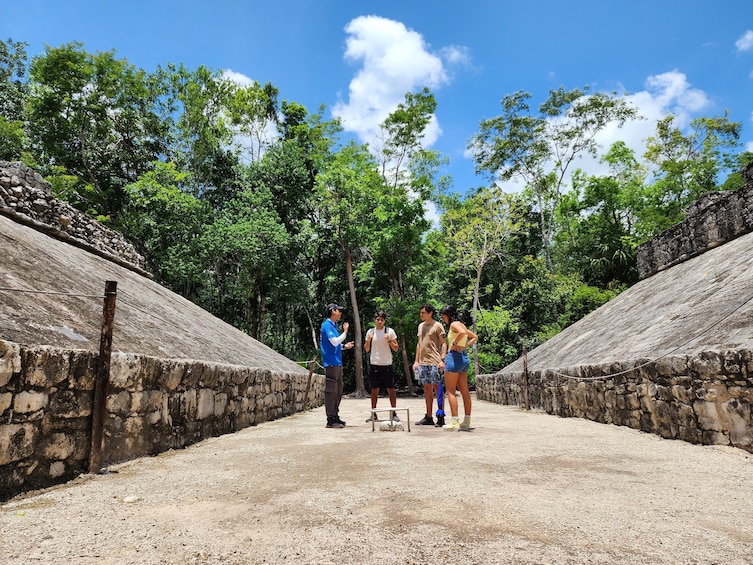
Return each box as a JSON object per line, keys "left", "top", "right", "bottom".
{"left": 439, "top": 305, "right": 478, "bottom": 431}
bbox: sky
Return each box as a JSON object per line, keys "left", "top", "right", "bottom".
{"left": 3, "top": 1, "right": 753, "bottom": 196}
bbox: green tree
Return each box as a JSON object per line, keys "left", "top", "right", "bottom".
{"left": 440, "top": 186, "right": 524, "bottom": 374}
{"left": 26, "top": 42, "right": 166, "bottom": 220}
{"left": 554, "top": 141, "right": 645, "bottom": 287}
{"left": 120, "top": 162, "right": 208, "bottom": 295}
{"left": 470, "top": 87, "right": 639, "bottom": 272}
{"left": 368, "top": 89, "right": 448, "bottom": 389}
{"left": 0, "top": 38, "right": 29, "bottom": 160}
{"left": 642, "top": 112, "right": 742, "bottom": 231}
{"left": 316, "top": 141, "right": 383, "bottom": 395}
{"left": 155, "top": 62, "right": 238, "bottom": 202}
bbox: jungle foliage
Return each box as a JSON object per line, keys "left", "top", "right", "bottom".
{"left": 2, "top": 39, "right": 751, "bottom": 393}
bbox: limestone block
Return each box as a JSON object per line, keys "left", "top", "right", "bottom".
{"left": 146, "top": 410, "right": 162, "bottom": 425}
{"left": 689, "top": 352, "right": 723, "bottom": 378}
{"left": 49, "top": 461, "right": 66, "bottom": 478}
{"left": 109, "top": 353, "right": 142, "bottom": 389}
{"left": 43, "top": 432, "right": 75, "bottom": 459}
{"left": 0, "top": 340, "right": 21, "bottom": 387}
{"left": 183, "top": 389, "right": 197, "bottom": 417}
{"left": 49, "top": 389, "right": 92, "bottom": 418}
{"left": 199, "top": 363, "right": 220, "bottom": 388}
{"left": 196, "top": 389, "right": 215, "bottom": 420}
{"left": 124, "top": 415, "right": 145, "bottom": 436}
{"left": 626, "top": 392, "right": 640, "bottom": 410}
{"left": 719, "top": 398, "right": 752, "bottom": 446}
{"left": 159, "top": 362, "right": 186, "bottom": 391}
{"left": 671, "top": 384, "right": 692, "bottom": 404}
{"left": 0, "top": 392, "right": 11, "bottom": 414}
{"left": 130, "top": 390, "right": 163, "bottom": 413}
{"left": 693, "top": 400, "right": 723, "bottom": 432}
{"left": 213, "top": 392, "right": 228, "bottom": 417}
{"left": 106, "top": 391, "right": 130, "bottom": 415}
{"left": 13, "top": 391, "right": 49, "bottom": 413}
{"left": 0, "top": 424, "right": 36, "bottom": 464}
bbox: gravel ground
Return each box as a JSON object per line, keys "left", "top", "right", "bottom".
{"left": 2, "top": 394, "right": 753, "bottom": 565}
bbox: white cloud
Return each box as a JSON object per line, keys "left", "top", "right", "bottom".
{"left": 595, "top": 70, "right": 709, "bottom": 156}
{"left": 735, "top": 30, "right": 753, "bottom": 52}
{"left": 222, "top": 69, "right": 255, "bottom": 87}
{"left": 333, "top": 15, "right": 462, "bottom": 147}
{"left": 488, "top": 71, "right": 713, "bottom": 193}
{"left": 220, "top": 69, "right": 279, "bottom": 163}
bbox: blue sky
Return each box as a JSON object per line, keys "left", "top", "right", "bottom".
{"left": 4, "top": 1, "right": 753, "bottom": 195}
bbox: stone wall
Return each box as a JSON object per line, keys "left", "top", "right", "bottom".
{"left": 476, "top": 348, "right": 753, "bottom": 452}
{"left": 636, "top": 162, "right": 753, "bottom": 279}
{"left": 0, "top": 161, "right": 148, "bottom": 275}
{"left": 0, "top": 339, "right": 323, "bottom": 500}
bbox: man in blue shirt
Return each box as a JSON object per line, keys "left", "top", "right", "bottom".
{"left": 320, "top": 303, "right": 354, "bottom": 428}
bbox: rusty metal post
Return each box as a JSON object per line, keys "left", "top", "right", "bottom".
{"left": 89, "top": 280, "right": 117, "bottom": 474}
{"left": 523, "top": 346, "right": 530, "bottom": 410}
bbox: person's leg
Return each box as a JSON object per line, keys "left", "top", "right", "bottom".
{"left": 334, "top": 366, "right": 344, "bottom": 423}
{"left": 416, "top": 366, "right": 434, "bottom": 424}
{"left": 457, "top": 371, "right": 472, "bottom": 420}
{"left": 444, "top": 371, "right": 460, "bottom": 417}
{"left": 423, "top": 383, "right": 433, "bottom": 416}
{"left": 324, "top": 366, "right": 342, "bottom": 427}
{"left": 369, "top": 366, "right": 380, "bottom": 408}
{"left": 387, "top": 387, "right": 397, "bottom": 407}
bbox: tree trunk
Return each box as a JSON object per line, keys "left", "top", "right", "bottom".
{"left": 343, "top": 246, "right": 366, "bottom": 396}
{"left": 257, "top": 278, "right": 266, "bottom": 343}
{"left": 472, "top": 267, "right": 482, "bottom": 377}
{"left": 399, "top": 333, "right": 415, "bottom": 395}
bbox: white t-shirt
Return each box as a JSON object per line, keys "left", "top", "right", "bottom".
{"left": 367, "top": 327, "right": 397, "bottom": 366}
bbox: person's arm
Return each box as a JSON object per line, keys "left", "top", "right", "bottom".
{"left": 328, "top": 321, "right": 349, "bottom": 346}
{"left": 388, "top": 329, "right": 398, "bottom": 352}
{"left": 464, "top": 327, "right": 478, "bottom": 348}
{"left": 413, "top": 342, "right": 421, "bottom": 370}
{"left": 364, "top": 328, "right": 372, "bottom": 353}
{"left": 438, "top": 327, "right": 446, "bottom": 367}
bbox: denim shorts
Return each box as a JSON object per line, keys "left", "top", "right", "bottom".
{"left": 416, "top": 365, "right": 443, "bottom": 385}
{"left": 444, "top": 350, "right": 470, "bottom": 373}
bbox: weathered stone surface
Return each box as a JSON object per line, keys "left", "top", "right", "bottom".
{"left": 637, "top": 163, "right": 753, "bottom": 279}
{"left": 0, "top": 160, "right": 317, "bottom": 500}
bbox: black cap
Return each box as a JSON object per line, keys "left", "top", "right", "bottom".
{"left": 326, "top": 303, "right": 345, "bottom": 315}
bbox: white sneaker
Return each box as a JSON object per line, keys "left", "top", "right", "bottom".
{"left": 442, "top": 419, "right": 460, "bottom": 431}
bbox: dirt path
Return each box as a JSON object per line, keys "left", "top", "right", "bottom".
{"left": 2, "top": 394, "right": 753, "bottom": 564}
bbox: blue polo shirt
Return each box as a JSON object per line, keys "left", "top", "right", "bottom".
{"left": 320, "top": 318, "right": 343, "bottom": 367}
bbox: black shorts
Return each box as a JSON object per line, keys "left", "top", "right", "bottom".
{"left": 368, "top": 364, "right": 395, "bottom": 390}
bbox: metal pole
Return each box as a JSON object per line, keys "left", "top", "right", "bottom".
{"left": 89, "top": 280, "right": 117, "bottom": 474}
{"left": 523, "top": 346, "right": 530, "bottom": 411}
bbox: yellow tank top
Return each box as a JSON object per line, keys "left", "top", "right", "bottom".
{"left": 447, "top": 328, "right": 468, "bottom": 347}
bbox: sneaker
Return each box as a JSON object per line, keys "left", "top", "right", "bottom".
{"left": 416, "top": 415, "right": 434, "bottom": 425}
{"left": 459, "top": 419, "right": 471, "bottom": 430}
{"left": 391, "top": 412, "right": 400, "bottom": 422}
{"left": 435, "top": 415, "right": 445, "bottom": 427}
{"left": 335, "top": 417, "right": 346, "bottom": 426}
{"left": 366, "top": 413, "right": 379, "bottom": 423}
{"left": 326, "top": 419, "right": 344, "bottom": 429}
{"left": 442, "top": 419, "right": 461, "bottom": 431}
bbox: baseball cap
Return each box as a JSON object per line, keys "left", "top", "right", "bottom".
{"left": 326, "top": 303, "right": 345, "bottom": 315}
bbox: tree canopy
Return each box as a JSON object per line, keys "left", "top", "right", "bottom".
{"left": 1, "top": 37, "right": 749, "bottom": 391}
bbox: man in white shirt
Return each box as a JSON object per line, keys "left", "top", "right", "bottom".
{"left": 364, "top": 310, "right": 399, "bottom": 422}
